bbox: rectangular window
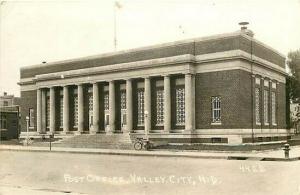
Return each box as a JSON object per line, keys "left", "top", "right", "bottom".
{"left": 255, "top": 88, "right": 261, "bottom": 124}
{"left": 60, "top": 97, "right": 63, "bottom": 127}
{"left": 29, "top": 108, "right": 35, "bottom": 127}
{"left": 156, "top": 89, "right": 164, "bottom": 125}
{"left": 120, "top": 91, "right": 126, "bottom": 110}
{"left": 0, "top": 115, "right": 7, "bottom": 129}
{"left": 104, "top": 93, "right": 109, "bottom": 111}
{"left": 46, "top": 94, "right": 50, "bottom": 128}
{"left": 88, "top": 93, "right": 93, "bottom": 113}
{"left": 271, "top": 91, "right": 276, "bottom": 125}
{"left": 212, "top": 97, "right": 221, "bottom": 123}
{"left": 74, "top": 95, "right": 78, "bottom": 127}
{"left": 137, "top": 89, "right": 145, "bottom": 126}
{"left": 175, "top": 87, "right": 185, "bottom": 125}
{"left": 264, "top": 90, "right": 269, "bottom": 125}
{"left": 3, "top": 101, "right": 8, "bottom": 106}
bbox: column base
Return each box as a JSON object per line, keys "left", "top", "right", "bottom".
{"left": 75, "top": 131, "right": 83, "bottom": 135}
{"left": 184, "top": 130, "right": 193, "bottom": 134}
{"left": 89, "top": 131, "right": 98, "bottom": 135}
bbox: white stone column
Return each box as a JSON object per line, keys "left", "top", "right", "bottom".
{"left": 77, "top": 84, "right": 84, "bottom": 134}
{"left": 164, "top": 75, "right": 171, "bottom": 132}
{"left": 41, "top": 89, "right": 46, "bottom": 133}
{"left": 63, "top": 85, "right": 70, "bottom": 133}
{"left": 92, "top": 82, "right": 99, "bottom": 134}
{"left": 185, "top": 73, "right": 195, "bottom": 132}
{"left": 36, "top": 88, "right": 42, "bottom": 134}
{"left": 126, "top": 79, "right": 133, "bottom": 132}
{"left": 109, "top": 80, "right": 115, "bottom": 133}
{"left": 144, "top": 77, "right": 151, "bottom": 135}
{"left": 50, "top": 87, "right": 56, "bottom": 134}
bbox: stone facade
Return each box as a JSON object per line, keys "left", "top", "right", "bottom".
{"left": 18, "top": 30, "right": 289, "bottom": 144}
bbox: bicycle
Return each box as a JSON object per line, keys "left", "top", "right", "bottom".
{"left": 133, "top": 138, "right": 153, "bottom": 150}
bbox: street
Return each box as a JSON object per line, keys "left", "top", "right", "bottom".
{"left": 0, "top": 150, "right": 300, "bottom": 195}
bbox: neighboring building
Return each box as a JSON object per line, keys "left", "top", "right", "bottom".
{"left": 0, "top": 92, "right": 20, "bottom": 107}
{"left": 0, "top": 92, "right": 20, "bottom": 140}
{"left": 18, "top": 27, "right": 288, "bottom": 144}
{"left": 290, "top": 101, "right": 300, "bottom": 134}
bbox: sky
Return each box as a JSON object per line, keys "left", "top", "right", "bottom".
{"left": 0, "top": 0, "right": 300, "bottom": 97}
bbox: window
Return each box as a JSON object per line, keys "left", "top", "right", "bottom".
{"left": 264, "top": 90, "right": 269, "bottom": 125}
{"left": 212, "top": 97, "right": 221, "bottom": 123}
{"left": 74, "top": 95, "right": 78, "bottom": 127}
{"left": 120, "top": 91, "right": 126, "bottom": 110}
{"left": 0, "top": 115, "right": 7, "bottom": 129}
{"left": 88, "top": 93, "right": 93, "bottom": 113}
{"left": 156, "top": 89, "right": 164, "bottom": 125}
{"left": 3, "top": 101, "right": 8, "bottom": 106}
{"left": 255, "top": 88, "right": 261, "bottom": 124}
{"left": 104, "top": 93, "right": 109, "bottom": 111}
{"left": 137, "top": 89, "right": 145, "bottom": 126}
{"left": 46, "top": 95, "right": 50, "bottom": 128}
{"left": 29, "top": 108, "right": 35, "bottom": 127}
{"left": 60, "top": 96, "right": 63, "bottom": 127}
{"left": 271, "top": 91, "right": 276, "bottom": 125}
{"left": 175, "top": 87, "right": 185, "bottom": 125}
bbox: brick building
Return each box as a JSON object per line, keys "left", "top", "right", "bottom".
{"left": 0, "top": 92, "right": 20, "bottom": 140}
{"left": 18, "top": 28, "right": 289, "bottom": 144}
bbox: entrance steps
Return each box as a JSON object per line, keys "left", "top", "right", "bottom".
{"left": 52, "top": 133, "right": 133, "bottom": 149}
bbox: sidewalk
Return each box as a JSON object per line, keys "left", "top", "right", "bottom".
{"left": 1, "top": 144, "right": 300, "bottom": 161}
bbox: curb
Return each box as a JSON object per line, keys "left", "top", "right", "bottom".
{"left": 0, "top": 146, "right": 298, "bottom": 162}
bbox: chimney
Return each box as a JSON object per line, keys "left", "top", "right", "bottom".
{"left": 4, "top": 92, "right": 7, "bottom": 96}
{"left": 238, "top": 22, "right": 254, "bottom": 37}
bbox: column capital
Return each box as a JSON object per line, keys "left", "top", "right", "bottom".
{"left": 162, "top": 74, "right": 171, "bottom": 77}
{"left": 185, "top": 72, "right": 194, "bottom": 76}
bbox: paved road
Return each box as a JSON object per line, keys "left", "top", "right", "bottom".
{"left": 0, "top": 150, "right": 300, "bottom": 195}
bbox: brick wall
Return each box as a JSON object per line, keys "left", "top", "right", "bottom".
{"left": 195, "top": 69, "right": 286, "bottom": 129}
{"left": 21, "top": 35, "right": 285, "bottom": 78}
{"left": 20, "top": 90, "right": 36, "bottom": 132}
{"left": 277, "top": 82, "right": 287, "bottom": 129}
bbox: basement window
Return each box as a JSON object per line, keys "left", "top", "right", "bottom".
{"left": 211, "top": 137, "right": 222, "bottom": 143}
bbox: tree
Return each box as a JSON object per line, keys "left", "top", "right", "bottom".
{"left": 286, "top": 49, "right": 300, "bottom": 130}
{"left": 287, "top": 49, "right": 300, "bottom": 102}
{"left": 287, "top": 49, "right": 300, "bottom": 77}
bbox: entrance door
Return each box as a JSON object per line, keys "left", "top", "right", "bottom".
{"left": 88, "top": 90, "right": 93, "bottom": 131}
{"left": 89, "top": 112, "right": 93, "bottom": 130}
{"left": 121, "top": 110, "right": 126, "bottom": 131}
{"left": 104, "top": 112, "right": 109, "bottom": 132}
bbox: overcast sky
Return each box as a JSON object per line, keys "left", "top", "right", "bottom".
{"left": 1, "top": 0, "right": 300, "bottom": 97}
